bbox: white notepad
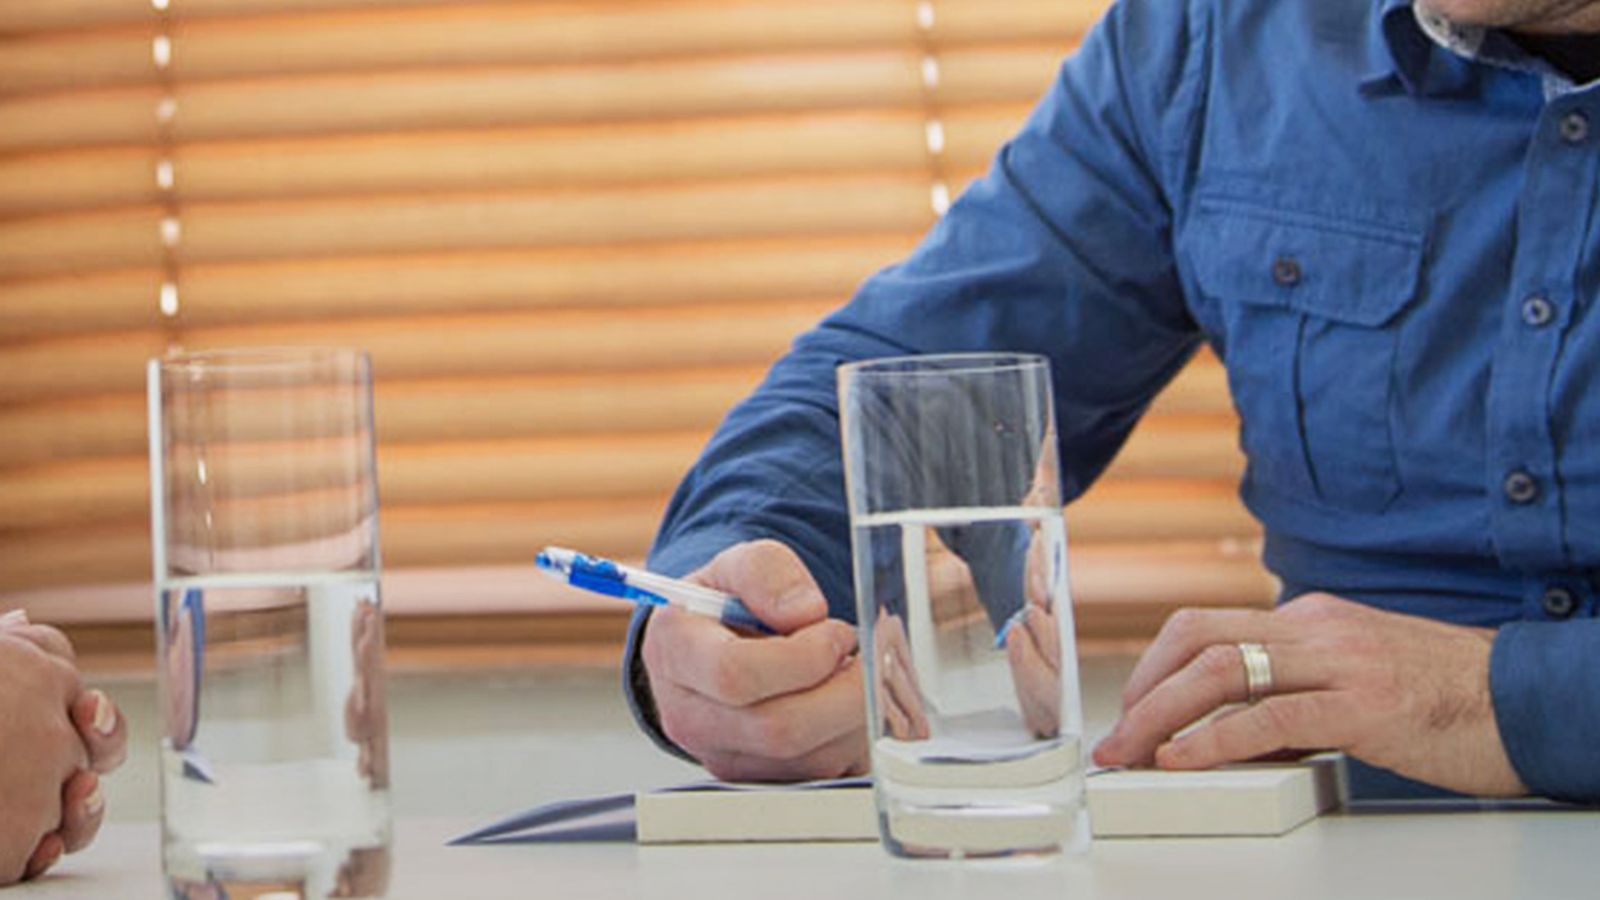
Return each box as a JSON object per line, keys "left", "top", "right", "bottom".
{"left": 636, "top": 759, "right": 1343, "bottom": 843}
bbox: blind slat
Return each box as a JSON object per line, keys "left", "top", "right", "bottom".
{"left": 0, "top": 106, "right": 1031, "bottom": 217}
{"left": 0, "top": 300, "right": 826, "bottom": 402}
{"left": 1, "top": 0, "right": 1087, "bottom": 37}
{"left": 2, "top": 1, "right": 1087, "bottom": 89}
{"left": 0, "top": 45, "right": 1057, "bottom": 152}
{"left": 0, "top": 174, "right": 935, "bottom": 278}
{"left": 0, "top": 0, "right": 460, "bottom": 34}
{"left": 0, "top": 52, "right": 922, "bottom": 152}
{"left": 0, "top": 236, "right": 913, "bottom": 340}
{"left": 0, "top": 368, "right": 768, "bottom": 467}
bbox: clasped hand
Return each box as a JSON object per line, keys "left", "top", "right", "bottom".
{"left": 0, "top": 613, "right": 128, "bottom": 885}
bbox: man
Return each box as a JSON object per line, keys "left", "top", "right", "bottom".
{"left": 0, "top": 610, "right": 129, "bottom": 885}
{"left": 624, "top": 0, "right": 1600, "bottom": 800}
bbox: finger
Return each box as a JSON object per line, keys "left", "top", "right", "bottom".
{"left": 1154, "top": 692, "right": 1350, "bottom": 771}
{"left": 70, "top": 690, "right": 128, "bottom": 774}
{"left": 689, "top": 540, "right": 832, "bottom": 634}
{"left": 698, "top": 726, "right": 868, "bottom": 783}
{"left": 1006, "top": 616, "right": 1061, "bottom": 738}
{"left": 1025, "top": 533, "right": 1051, "bottom": 609}
{"left": 1122, "top": 608, "right": 1280, "bottom": 711}
{"left": 23, "top": 834, "right": 64, "bottom": 882}
{"left": 56, "top": 770, "right": 105, "bottom": 854}
{"left": 656, "top": 659, "right": 864, "bottom": 765}
{"left": 1, "top": 623, "right": 76, "bottom": 663}
{"left": 645, "top": 607, "right": 856, "bottom": 707}
{"left": 1102, "top": 641, "right": 1328, "bottom": 766}
{"left": 345, "top": 685, "right": 365, "bottom": 741}
{"left": 1021, "top": 605, "right": 1061, "bottom": 669}
{"left": 877, "top": 674, "right": 914, "bottom": 739}
{"left": 878, "top": 631, "right": 929, "bottom": 740}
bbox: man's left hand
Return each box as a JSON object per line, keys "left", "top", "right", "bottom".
{"left": 1093, "top": 593, "right": 1527, "bottom": 797}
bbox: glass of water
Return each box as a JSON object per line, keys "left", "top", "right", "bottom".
{"left": 838, "top": 353, "right": 1089, "bottom": 860}
{"left": 149, "top": 348, "right": 392, "bottom": 898}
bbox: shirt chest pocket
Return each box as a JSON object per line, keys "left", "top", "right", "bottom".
{"left": 1188, "top": 200, "right": 1424, "bottom": 513}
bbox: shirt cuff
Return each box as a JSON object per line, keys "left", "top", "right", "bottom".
{"left": 1489, "top": 619, "right": 1600, "bottom": 803}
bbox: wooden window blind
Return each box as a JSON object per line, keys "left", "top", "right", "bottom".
{"left": 0, "top": 0, "right": 1269, "bottom": 645}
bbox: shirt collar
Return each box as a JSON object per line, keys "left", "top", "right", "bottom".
{"left": 1363, "top": 0, "right": 1479, "bottom": 97}
{"left": 1365, "top": 0, "right": 1583, "bottom": 100}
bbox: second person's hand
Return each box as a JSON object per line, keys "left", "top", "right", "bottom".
{"left": 640, "top": 539, "right": 865, "bottom": 782}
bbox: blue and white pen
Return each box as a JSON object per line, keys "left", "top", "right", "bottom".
{"left": 535, "top": 546, "right": 775, "bottom": 636}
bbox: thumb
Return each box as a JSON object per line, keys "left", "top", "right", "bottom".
{"left": 688, "top": 539, "right": 835, "bottom": 635}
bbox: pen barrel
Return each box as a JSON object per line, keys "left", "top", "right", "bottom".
{"left": 715, "top": 600, "right": 775, "bottom": 636}
{"left": 627, "top": 570, "right": 775, "bottom": 636}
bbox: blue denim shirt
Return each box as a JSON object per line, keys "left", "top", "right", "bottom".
{"left": 628, "top": 0, "right": 1600, "bottom": 801}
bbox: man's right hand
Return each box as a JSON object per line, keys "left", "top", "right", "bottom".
{"left": 640, "top": 540, "right": 866, "bottom": 782}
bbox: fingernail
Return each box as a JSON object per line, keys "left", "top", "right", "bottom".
{"left": 0, "top": 608, "right": 27, "bottom": 627}
{"left": 91, "top": 690, "right": 116, "bottom": 736}
{"left": 84, "top": 782, "right": 105, "bottom": 817}
{"left": 834, "top": 628, "right": 860, "bottom": 659}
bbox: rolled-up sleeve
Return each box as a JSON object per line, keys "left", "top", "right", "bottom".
{"left": 1489, "top": 621, "right": 1600, "bottom": 802}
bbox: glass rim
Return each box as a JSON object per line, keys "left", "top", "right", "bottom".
{"left": 156, "top": 346, "right": 369, "bottom": 373}
{"left": 837, "top": 351, "right": 1049, "bottom": 379}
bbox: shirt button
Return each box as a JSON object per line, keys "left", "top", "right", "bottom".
{"left": 1503, "top": 469, "right": 1540, "bottom": 504}
{"left": 1560, "top": 111, "right": 1590, "bottom": 145}
{"left": 1541, "top": 587, "right": 1577, "bottom": 619}
{"left": 1521, "top": 295, "right": 1555, "bottom": 328}
{"left": 1272, "top": 256, "right": 1303, "bottom": 287}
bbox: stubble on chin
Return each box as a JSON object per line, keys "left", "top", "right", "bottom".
{"left": 1417, "top": 0, "right": 1600, "bottom": 30}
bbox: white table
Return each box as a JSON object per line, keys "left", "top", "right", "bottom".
{"left": 12, "top": 661, "right": 1598, "bottom": 898}
{"left": 15, "top": 808, "right": 1600, "bottom": 900}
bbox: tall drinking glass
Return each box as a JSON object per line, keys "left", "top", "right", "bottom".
{"left": 839, "top": 353, "right": 1089, "bottom": 860}
{"left": 149, "top": 348, "right": 392, "bottom": 898}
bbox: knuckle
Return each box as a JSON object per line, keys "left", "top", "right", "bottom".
{"left": 1283, "top": 592, "right": 1344, "bottom": 620}
{"left": 1160, "top": 608, "right": 1205, "bottom": 644}
{"left": 41, "top": 626, "right": 76, "bottom": 660}
{"left": 1194, "top": 644, "right": 1240, "bottom": 682}
{"left": 657, "top": 704, "right": 705, "bottom": 756}
{"left": 1257, "top": 698, "right": 1305, "bottom": 740}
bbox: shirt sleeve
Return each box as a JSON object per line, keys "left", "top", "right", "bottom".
{"left": 1489, "top": 620, "right": 1600, "bottom": 802}
{"left": 624, "top": 0, "right": 1210, "bottom": 753}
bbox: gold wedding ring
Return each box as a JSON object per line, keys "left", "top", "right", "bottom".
{"left": 1237, "top": 642, "right": 1273, "bottom": 704}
